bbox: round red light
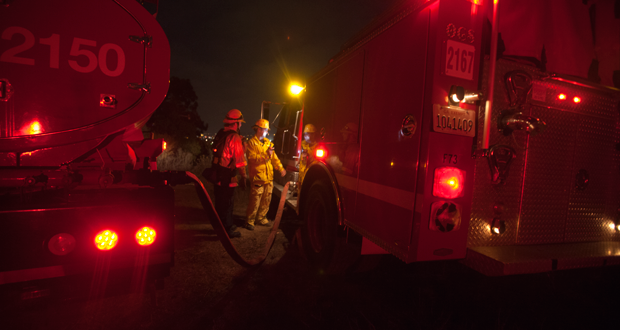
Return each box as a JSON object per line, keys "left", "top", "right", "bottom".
{"left": 135, "top": 227, "right": 157, "bottom": 246}
{"left": 558, "top": 94, "right": 567, "bottom": 100}
{"left": 433, "top": 167, "right": 465, "bottom": 199}
{"left": 94, "top": 230, "right": 118, "bottom": 250}
{"left": 573, "top": 96, "right": 581, "bottom": 103}
{"left": 48, "top": 233, "right": 76, "bottom": 256}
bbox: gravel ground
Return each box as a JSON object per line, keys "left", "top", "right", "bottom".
{"left": 5, "top": 183, "right": 620, "bottom": 330}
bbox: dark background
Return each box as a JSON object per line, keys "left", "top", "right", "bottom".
{"left": 156, "top": 0, "right": 398, "bottom": 135}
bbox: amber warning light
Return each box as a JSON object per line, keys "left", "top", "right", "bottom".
{"left": 433, "top": 166, "right": 465, "bottom": 199}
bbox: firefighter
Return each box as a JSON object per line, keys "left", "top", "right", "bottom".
{"left": 245, "top": 119, "right": 286, "bottom": 230}
{"left": 298, "top": 124, "right": 318, "bottom": 187}
{"left": 210, "top": 109, "right": 247, "bottom": 238}
{"left": 340, "top": 122, "right": 359, "bottom": 175}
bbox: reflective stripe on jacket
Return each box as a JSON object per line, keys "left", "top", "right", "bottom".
{"left": 246, "top": 135, "right": 283, "bottom": 184}
{"left": 217, "top": 128, "right": 247, "bottom": 169}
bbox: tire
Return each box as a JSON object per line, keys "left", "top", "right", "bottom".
{"left": 300, "top": 181, "right": 357, "bottom": 274}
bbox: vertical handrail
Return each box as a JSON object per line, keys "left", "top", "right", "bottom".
{"left": 481, "top": 0, "right": 500, "bottom": 150}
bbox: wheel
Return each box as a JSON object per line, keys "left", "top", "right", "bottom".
{"left": 300, "top": 181, "right": 357, "bottom": 274}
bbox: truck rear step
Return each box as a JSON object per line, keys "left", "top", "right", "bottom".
{"left": 463, "top": 242, "right": 620, "bottom": 276}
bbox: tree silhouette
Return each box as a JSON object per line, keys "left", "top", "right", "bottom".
{"left": 147, "top": 76, "right": 207, "bottom": 154}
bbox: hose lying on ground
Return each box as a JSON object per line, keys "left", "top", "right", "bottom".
{"left": 186, "top": 172, "right": 289, "bottom": 267}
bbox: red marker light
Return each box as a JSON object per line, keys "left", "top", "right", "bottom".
{"left": 315, "top": 147, "right": 326, "bottom": 159}
{"left": 433, "top": 167, "right": 465, "bottom": 199}
{"left": 20, "top": 120, "right": 44, "bottom": 135}
{"left": 94, "top": 230, "right": 118, "bottom": 250}
{"left": 573, "top": 96, "right": 581, "bottom": 103}
{"left": 135, "top": 226, "right": 157, "bottom": 246}
{"left": 558, "top": 94, "right": 567, "bottom": 100}
{"left": 30, "top": 122, "right": 41, "bottom": 134}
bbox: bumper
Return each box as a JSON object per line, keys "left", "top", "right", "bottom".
{"left": 462, "top": 242, "right": 620, "bottom": 276}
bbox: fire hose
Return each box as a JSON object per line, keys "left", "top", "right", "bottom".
{"left": 186, "top": 172, "right": 289, "bottom": 267}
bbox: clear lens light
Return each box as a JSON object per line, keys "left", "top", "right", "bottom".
{"left": 491, "top": 219, "right": 506, "bottom": 235}
{"left": 289, "top": 84, "right": 305, "bottom": 95}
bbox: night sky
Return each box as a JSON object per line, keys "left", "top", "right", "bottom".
{"left": 156, "top": 0, "right": 398, "bottom": 136}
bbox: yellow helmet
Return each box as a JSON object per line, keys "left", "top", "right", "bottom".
{"left": 223, "top": 109, "right": 246, "bottom": 124}
{"left": 303, "top": 124, "right": 316, "bottom": 134}
{"left": 253, "top": 118, "right": 270, "bottom": 130}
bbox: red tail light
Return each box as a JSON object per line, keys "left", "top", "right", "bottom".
{"left": 136, "top": 226, "right": 157, "bottom": 246}
{"left": 433, "top": 166, "right": 465, "bottom": 199}
{"left": 573, "top": 96, "right": 581, "bottom": 103}
{"left": 94, "top": 230, "right": 118, "bottom": 250}
{"left": 315, "top": 147, "right": 326, "bottom": 159}
{"left": 557, "top": 93, "right": 567, "bottom": 100}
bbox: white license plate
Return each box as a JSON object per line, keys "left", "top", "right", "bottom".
{"left": 432, "top": 104, "right": 476, "bottom": 137}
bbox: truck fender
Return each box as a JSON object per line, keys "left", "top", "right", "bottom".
{"left": 298, "top": 161, "right": 344, "bottom": 226}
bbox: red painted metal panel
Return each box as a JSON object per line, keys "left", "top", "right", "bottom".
{"left": 0, "top": 0, "right": 169, "bottom": 154}
{"left": 408, "top": 0, "right": 482, "bottom": 262}
{"left": 348, "top": 4, "right": 431, "bottom": 260}
{"left": 305, "top": 51, "right": 365, "bottom": 223}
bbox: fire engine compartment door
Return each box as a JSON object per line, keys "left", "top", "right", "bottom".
{"left": 351, "top": 7, "right": 430, "bottom": 258}
{"left": 305, "top": 51, "right": 365, "bottom": 226}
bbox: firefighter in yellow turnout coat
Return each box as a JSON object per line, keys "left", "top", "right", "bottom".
{"left": 245, "top": 119, "right": 286, "bottom": 230}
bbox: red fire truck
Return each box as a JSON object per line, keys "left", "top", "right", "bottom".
{"left": 272, "top": 0, "right": 620, "bottom": 276}
{"left": 0, "top": 0, "right": 176, "bottom": 301}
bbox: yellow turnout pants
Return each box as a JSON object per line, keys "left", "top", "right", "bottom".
{"left": 246, "top": 181, "right": 274, "bottom": 226}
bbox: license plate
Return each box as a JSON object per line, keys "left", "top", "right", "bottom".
{"left": 432, "top": 104, "right": 476, "bottom": 137}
